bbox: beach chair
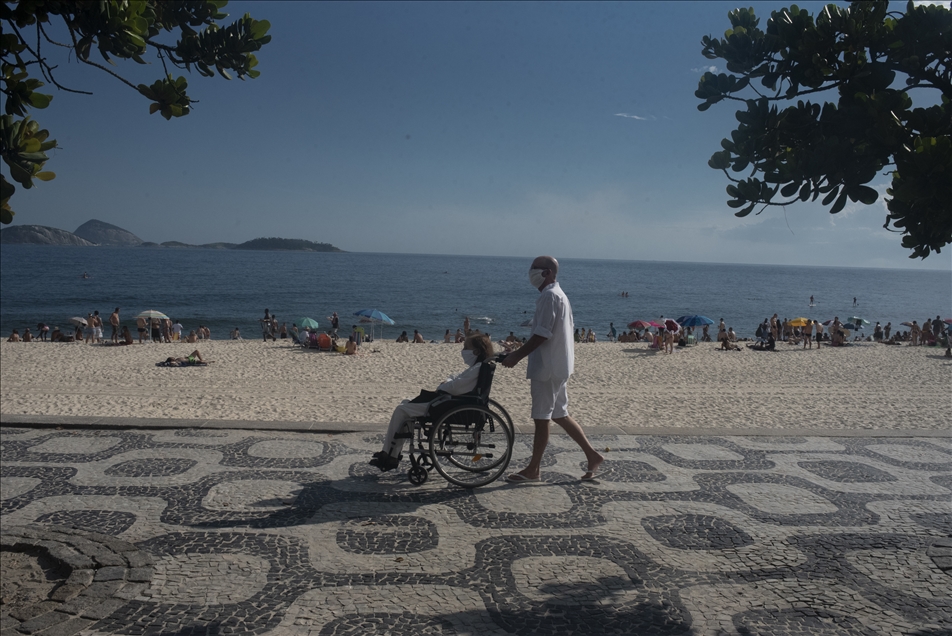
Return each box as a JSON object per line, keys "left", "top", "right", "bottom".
{"left": 395, "top": 360, "right": 514, "bottom": 488}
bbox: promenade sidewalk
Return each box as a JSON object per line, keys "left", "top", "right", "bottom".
{"left": 1, "top": 419, "right": 950, "bottom": 635}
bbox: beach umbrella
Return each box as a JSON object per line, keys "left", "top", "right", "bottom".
{"left": 69, "top": 316, "right": 87, "bottom": 327}
{"left": 647, "top": 321, "right": 664, "bottom": 329}
{"left": 136, "top": 310, "right": 169, "bottom": 321}
{"left": 789, "top": 317, "right": 810, "bottom": 327}
{"left": 354, "top": 308, "right": 395, "bottom": 340}
{"left": 628, "top": 320, "right": 653, "bottom": 330}
{"left": 296, "top": 317, "right": 320, "bottom": 330}
{"left": 677, "top": 315, "right": 715, "bottom": 328}
{"left": 848, "top": 316, "right": 870, "bottom": 325}
{"left": 842, "top": 322, "right": 863, "bottom": 330}
{"left": 900, "top": 321, "right": 914, "bottom": 327}
{"left": 944, "top": 318, "right": 952, "bottom": 325}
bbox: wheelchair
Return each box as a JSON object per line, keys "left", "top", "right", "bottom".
{"left": 396, "top": 360, "right": 514, "bottom": 488}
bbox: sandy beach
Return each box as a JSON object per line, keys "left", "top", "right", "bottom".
{"left": 1, "top": 339, "right": 949, "bottom": 431}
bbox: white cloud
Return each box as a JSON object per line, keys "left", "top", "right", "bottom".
{"left": 692, "top": 65, "right": 719, "bottom": 74}
{"left": 912, "top": 0, "right": 951, "bottom": 7}
{"left": 614, "top": 113, "right": 652, "bottom": 121}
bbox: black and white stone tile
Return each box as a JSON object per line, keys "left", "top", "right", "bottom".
{"left": 1, "top": 428, "right": 949, "bottom": 636}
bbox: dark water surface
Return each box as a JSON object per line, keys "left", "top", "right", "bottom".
{"left": 1, "top": 245, "right": 949, "bottom": 340}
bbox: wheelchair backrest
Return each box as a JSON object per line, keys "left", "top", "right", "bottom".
{"left": 472, "top": 360, "right": 496, "bottom": 402}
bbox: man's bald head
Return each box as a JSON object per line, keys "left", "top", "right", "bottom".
{"left": 531, "top": 255, "right": 559, "bottom": 277}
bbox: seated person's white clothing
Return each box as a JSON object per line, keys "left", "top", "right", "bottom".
{"left": 381, "top": 361, "right": 482, "bottom": 459}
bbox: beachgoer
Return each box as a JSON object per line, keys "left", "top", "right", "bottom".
{"left": 413, "top": 329, "right": 425, "bottom": 343}
{"left": 109, "top": 308, "right": 120, "bottom": 343}
{"left": 506, "top": 331, "right": 519, "bottom": 343}
{"left": 22, "top": 328, "right": 33, "bottom": 342}
{"left": 884, "top": 322, "right": 892, "bottom": 340}
{"left": 607, "top": 322, "right": 617, "bottom": 342}
{"left": 7, "top": 329, "right": 20, "bottom": 342}
{"left": 370, "top": 332, "right": 494, "bottom": 471}
{"left": 37, "top": 323, "right": 49, "bottom": 341}
{"left": 158, "top": 350, "right": 208, "bottom": 366}
{"left": 810, "top": 295, "right": 814, "bottom": 305}
{"left": 501, "top": 255, "right": 603, "bottom": 482}
{"left": 910, "top": 321, "right": 921, "bottom": 346}
{"left": 121, "top": 326, "right": 133, "bottom": 345}
{"left": 874, "top": 322, "right": 883, "bottom": 341}
{"left": 717, "top": 320, "right": 727, "bottom": 342}
{"left": 231, "top": 327, "right": 242, "bottom": 340}
{"left": 455, "top": 329, "right": 465, "bottom": 343}
{"left": 803, "top": 319, "right": 813, "bottom": 349}
{"left": 814, "top": 320, "right": 823, "bottom": 348}
{"left": 344, "top": 336, "right": 358, "bottom": 355}
{"left": 172, "top": 320, "right": 183, "bottom": 341}
{"left": 463, "top": 316, "right": 471, "bottom": 336}
{"left": 853, "top": 297, "right": 857, "bottom": 306}
{"left": 161, "top": 318, "right": 172, "bottom": 343}
{"left": 186, "top": 330, "right": 198, "bottom": 343}
{"left": 331, "top": 312, "right": 340, "bottom": 336}
{"left": 396, "top": 331, "right": 409, "bottom": 342}
{"left": 136, "top": 316, "right": 147, "bottom": 343}
{"left": 444, "top": 329, "right": 452, "bottom": 343}
{"left": 720, "top": 337, "right": 740, "bottom": 351}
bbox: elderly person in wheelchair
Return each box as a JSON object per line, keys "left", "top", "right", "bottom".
{"left": 369, "top": 332, "right": 496, "bottom": 472}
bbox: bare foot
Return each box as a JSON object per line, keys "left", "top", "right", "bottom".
{"left": 581, "top": 452, "right": 604, "bottom": 479}
{"left": 506, "top": 469, "right": 540, "bottom": 482}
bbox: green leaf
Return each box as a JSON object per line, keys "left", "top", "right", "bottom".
{"left": 830, "top": 190, "right": 848, "bottom": 214}
{"left": 780, "top": 182, "right": 800, "bottom": 197}
{"left": 34, "top": 171, "right": 55, "bottom": 181}
{"left": 851, "top": 185, "right": 878, "bottom": 205}
{"left": 28, "top": 93, "right": 52, "bottom": 109}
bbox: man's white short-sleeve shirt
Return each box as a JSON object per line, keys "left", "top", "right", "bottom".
{"left": 527, "top": 282, "right": 574, "bottom": 381}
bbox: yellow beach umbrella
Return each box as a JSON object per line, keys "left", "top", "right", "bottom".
{"left": 789, "top": 317, "right": 811, "bottom": 327}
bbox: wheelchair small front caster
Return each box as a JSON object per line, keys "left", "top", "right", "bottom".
{"left": 408, "top": 465, "right": 428, "bottom": 485}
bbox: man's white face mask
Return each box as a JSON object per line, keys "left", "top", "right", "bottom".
{"left": 529, "top": 268, "right": 546, "bottom": 289}
{"left": 461, "top": 349, "right": 478, "bottom": 366}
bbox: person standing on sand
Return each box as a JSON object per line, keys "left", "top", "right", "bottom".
{"left": 814, "top": 320, "right": 823, "bottom": 348}
{"left": 803, "top": 319, "right": 813, "bottom": 349}
{"left": 884, "top": 322, "right": 892, "bottom": 340}
{"left": 109, "top": 308, "right": 120, "bottom": 344}
{"left": 501, "top": 255, "right": 604, "bottom": 482}
{"left": 136, "top": 315, "right": 147, "bottom": 343}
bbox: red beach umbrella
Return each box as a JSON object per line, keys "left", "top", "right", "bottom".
{"left": 628, "top": 320, "right": 653, "bottom": 330}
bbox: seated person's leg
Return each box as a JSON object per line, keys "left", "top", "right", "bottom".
{"left": 371, "top": 401, "right": 429, "bottom": 470}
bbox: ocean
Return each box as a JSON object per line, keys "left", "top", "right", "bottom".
{"left": 1, "top": 245, "right": 949, "bottom": 341}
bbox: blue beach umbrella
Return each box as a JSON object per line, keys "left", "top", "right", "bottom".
{"left": 677, "top": 315, "right": 715, "bottom": 328}
{"left": 354, "top": 308, "right": 395, "bottom": 340}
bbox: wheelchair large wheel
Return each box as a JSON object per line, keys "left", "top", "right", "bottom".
{"left": 487, "top": 399, "right": 515, "bottom": 443}
{"left": 428, "top": 405, "right": 513, "bottom": 488}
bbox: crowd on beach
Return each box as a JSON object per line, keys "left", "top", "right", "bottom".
{"left": 7, "top": 304, "right": 950, "bottom": 358}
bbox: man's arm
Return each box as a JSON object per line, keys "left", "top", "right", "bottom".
{"left": 501, "top": 334, "right": 547, "bottom": 368}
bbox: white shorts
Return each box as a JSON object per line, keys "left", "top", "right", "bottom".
{"left": 530, "top": 378, "right": 569, "bottom": 420}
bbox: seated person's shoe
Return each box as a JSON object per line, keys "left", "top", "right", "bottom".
{"left": 369, "top": 453, "right": 402, "bottom": 472}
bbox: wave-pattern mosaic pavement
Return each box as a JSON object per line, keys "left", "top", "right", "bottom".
{"left": 1, "top": 427, "right": 950, "bottom": 635}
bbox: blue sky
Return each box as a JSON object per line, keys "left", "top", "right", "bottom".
{"left": 6, "top": 1, "right": 950, "bottom": 270}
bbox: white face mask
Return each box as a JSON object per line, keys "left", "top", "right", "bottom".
{"left": 529, "top": 268, "right": 546, "bottom": 288}
{"left": 461, "top": 349, "right": 478, "bottom": 366}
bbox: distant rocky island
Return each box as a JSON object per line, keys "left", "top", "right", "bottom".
{"left": 0, "top": 219, "right": 344, "bottom": 252}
